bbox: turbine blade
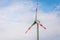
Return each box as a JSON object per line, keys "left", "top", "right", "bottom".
{"left": 35, "top": 0, "right": 38, "bottom": 20}
{"left": 25, "top": 21, "right": 36, "bottom": 33}
{"left": 35, "top": 8, "right": 37, "bottom": 20}
{"left": 25, "top": 26, "right": 31, "bottom": 33}
{"left": 39, "top": 23, "right": 46, "bottom": 29}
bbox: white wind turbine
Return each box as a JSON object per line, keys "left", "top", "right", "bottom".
{"left": 25, "top": 0, "right": 46, "bottom": 40}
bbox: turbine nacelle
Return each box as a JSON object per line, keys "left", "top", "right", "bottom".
{"left": 35, "top": 20, "right": 40, "bottom": 24}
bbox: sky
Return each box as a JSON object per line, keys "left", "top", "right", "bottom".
{"left": 0, "top": 0, "right": 60, "bottom": 40}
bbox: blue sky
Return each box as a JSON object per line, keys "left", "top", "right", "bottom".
{"left": 0, "top": 0, "right": 60, "bottom": 12}
{"left": 33, "top": 0, "right": 60, "bottom": 12}
{"left": 0, "top": 0, "right": 60, "bottom": 40}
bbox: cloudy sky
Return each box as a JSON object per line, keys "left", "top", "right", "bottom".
{"left": 0, "top": 0, "right": 60, "bottom": 40}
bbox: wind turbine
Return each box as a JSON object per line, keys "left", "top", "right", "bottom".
{"left": 25, "top": 0, "right": 46, "bottom": 40}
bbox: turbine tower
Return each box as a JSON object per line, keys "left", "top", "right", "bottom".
{"left": 25, "top": 0, "right": 46, "bottom": 40}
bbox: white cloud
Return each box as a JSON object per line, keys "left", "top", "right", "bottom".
{"left": 0, "top": 1, "right": 36, "bottom": 40}
{"left": 0, "top": 0, "right": 60, "bottom": 40}
{"left": 37, "top": 5, "right": 60, "bottom": 39}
